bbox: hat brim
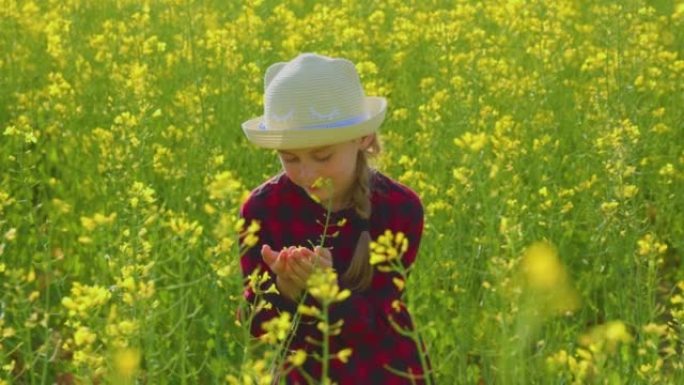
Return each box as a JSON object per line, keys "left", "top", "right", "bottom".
{"left": 242, "top": 97, "right": 387, "bottom": 150}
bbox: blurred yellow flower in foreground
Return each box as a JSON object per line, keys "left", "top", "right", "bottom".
{"left": 521, "top": 242, "right": 564, "bottom": 290}
{"left": 520, "top": 241, "right": 579, "bottom": 314}
{"left": 113, "top": 348, "right": 141, "bottom": 379}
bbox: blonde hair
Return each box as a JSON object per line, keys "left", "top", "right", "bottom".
{"left": 340, "top": 135, "right": 381, "bottom": 292}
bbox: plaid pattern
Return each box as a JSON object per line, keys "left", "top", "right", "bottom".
{"left": 239, "top": 170, "right": 432, "bottom": 384}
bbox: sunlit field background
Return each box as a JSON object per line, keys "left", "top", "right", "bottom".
{"left": 1, "top": 0, "right": 684, "bottom": 383}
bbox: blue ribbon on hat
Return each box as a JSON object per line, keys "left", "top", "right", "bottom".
{"left": 259, "top": 115, "right": 367, "bottom": 131}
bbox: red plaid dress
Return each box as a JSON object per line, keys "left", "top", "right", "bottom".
{"left": 239, "top": 170, "right": 432, "bottom": 384}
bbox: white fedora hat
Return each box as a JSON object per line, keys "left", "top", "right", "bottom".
{"left": 242, "top": 53, "right": 387, "bottom": 150}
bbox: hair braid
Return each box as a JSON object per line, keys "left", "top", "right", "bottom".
{"left": 341, "top": 135, "right": 381, "bottom": 292}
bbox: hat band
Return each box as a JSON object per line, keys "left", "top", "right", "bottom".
{"left": 259, "top": 114, "right": 368, "bottom": 131}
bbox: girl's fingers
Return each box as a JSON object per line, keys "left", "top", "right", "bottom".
{"left": 314, "top": 246, "right": 333, "bottom": 268}
{"left": 314, "top": 246, "right": 332, "bottom": 259}
{"left": 294, "top": 256, "right": 314, "bottom": 274}
{"left": 271, "top": 250, "right": 291, "bottom": 276}
{"left": 287, "top": 259, "right": 310, "bottom": 281}
{"left": 266, "top": 245, "right": 335, "bottom": 285}
{"left": 297, "top": 247, "right": 315, "bottom": 260}
{"left": 288, "top": 271, "right": 307, "bottom": 290}
{"left": 261, "top": 244, "right": 279, "bottom": 266}
{"left": 271, "top": 262, "right": 284, "bottom": 276}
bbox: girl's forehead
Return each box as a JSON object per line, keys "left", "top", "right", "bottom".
{"left": 278, "top": 143, "right": 340, "bottom": 156}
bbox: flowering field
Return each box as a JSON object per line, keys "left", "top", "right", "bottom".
{"left": 2, "top": 0, "right": 684, "bottom": 383}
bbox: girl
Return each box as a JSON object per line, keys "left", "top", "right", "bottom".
{"left": 239, "top": 53, "right": 431, "bottom": 384}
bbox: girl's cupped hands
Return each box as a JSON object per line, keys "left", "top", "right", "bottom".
{"left": 261, "top": 245, "right": 333, "bottom": 291}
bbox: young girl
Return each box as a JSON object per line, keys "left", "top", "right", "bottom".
{"left": 239, "top": 53, "right": 431, "bottom": 384}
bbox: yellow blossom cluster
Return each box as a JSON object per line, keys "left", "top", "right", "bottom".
{"left": 370, "top": 230, "right": 409, "bottom": 267}
{"left": 60, "top": 282, "right": 112, "bottom": 376}
{"left": 306, "top": 268, "right": 351, "bottom": 306}
{"left": 547, "top": 321, "right": 632, "bottom": 384}
{"left": 62, "top": 283, "right": 112, "bottom": 319}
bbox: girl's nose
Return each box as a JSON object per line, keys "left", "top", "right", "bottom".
{"left": 299, "top": 165, "right": 317, "bottom": 185}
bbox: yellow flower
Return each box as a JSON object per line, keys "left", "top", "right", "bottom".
{"left": 454, "top": 131, "right": 488, "bottom": 152}
{"left": 393, "top": 277, "right": 405, "bottom": 291}
{"left": 113, "top": 348, "right": 141, "bottom": 378}
{"left": 207, "top": 171, "right": 243, "bottom": 201}
{"left": 336, "top": 348, "right": 353, "bottom": 363}
{"left": 261, "top": 312, "right": 292, "bottom": 344}
{"left": 247, "top": 220, "right": 261, "bottom": 234}
{"left": 642, "top": 323, "right": 668, "bottom": 336}
{"left": 521, "top": 242, "right": 564, "bottom": 290}
{"left": 370, "top": 230, "right": 409, "bottom": 266}
{"left": 520, "top": 242, "right": 579, "bottom": 314}
{"left": 2, "top": 360, "right": 15, "bottom": 374}
{"left": 61, "top": 283, "right": 111, "bottom": 318}
{"left": 243, "top": 233, "right": 259, "bottom": 248}
{"left": 29, "top": 291, "right": 40, "bottom": 302}
{"left": 80, "top": 216, "right": 96, "bottom": 231}
{"left": 74, "top": 326, "right": 97, "bottom": 347}
{"left": 600, "top": 201, "right": 619, "bottom": 214}
{"left": 288, "top": 349, "right": 307, "bottom": 367}
{"left": 93, "top": 212, "right": 117, "bottom": 225}
{"left": 605, "top": 321, "right": 631, "bottom": 345}
{"left": 307, "top": 268, "right": 349, "bottom": 305}
{"left": 297, "top": 305, "right": 321, "bottom": 317}
{"left": 617, "top": 184, "right": 638, "bottom": 199}
{"left": 117, "top": 320, "right": 138, "bottom": 335}
{"left": 580, "top": 320, "right": 632, "bottom": 352}
{"left": 2, "top": 327, "right": 16, "bottom": 338}
{"left": 4, "top": 228, "right": 17, "bottom": 241}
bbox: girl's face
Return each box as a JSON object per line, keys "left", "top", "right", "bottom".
{"left": 278, "top": 135, "right": 373, "bottom": 209}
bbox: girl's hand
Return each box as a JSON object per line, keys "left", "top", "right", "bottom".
{"left": 261, "top": 244, "right": 289, "bottom": 276}
{"left": 276, "top": 275, "right": 302, "bottom": 302}
{"left": 261, "top": 245, "right": 303, "bottom": 301}
{"left": 261, "top": 244, "right": 336, "bottom": 297}
{"left": 313, "top": 246, "right": 333, "bottom": 269}
{"left": 285, "top": 247, "right": 316, "bottom": 290}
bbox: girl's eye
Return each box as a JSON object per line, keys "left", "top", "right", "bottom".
{"left": 314, "top": 154, "right": 332, "bottom": 162}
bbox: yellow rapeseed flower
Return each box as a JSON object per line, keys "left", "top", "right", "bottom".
{"left": 306, "top": 268, "right": 350, "bottom": 305}
{"left": 261, "top": 312, "right": 291, "bottom": 345}
{"left": 288, "top": 349, "right": 307, "bottom": 367}
{"left": 521, "top": 242, "right": 564, "bottom": 290}
{"left": 520, "top": 241, "right": 579, "bottom": 314}
{"left": 370, "top": 230, "right": 409, "bottom": 266}
{"left": 74, "top": 326, "right": 97, "bottom": 347}
{"left": 113, "top": 348, "right": 141, "bottom": 378}
{"left": 454, "top": 131, "right": 488, "bottom": 152}
{"left": 336, "top": 348, "right": 353, "bottom": 363}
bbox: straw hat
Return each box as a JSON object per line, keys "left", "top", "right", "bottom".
{"left": 241, "top": 53, "right": 387, "bottom": 150}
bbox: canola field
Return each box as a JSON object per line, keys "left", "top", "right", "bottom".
{"left": 1, "top": 0, "right": 684, "bottom": 384}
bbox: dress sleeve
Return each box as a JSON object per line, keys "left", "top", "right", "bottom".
{"left": 307, "top": 196, "right": 425, "bottom": 343}
{"left": 238, "top": 197, "right": 312, "bottom": 344}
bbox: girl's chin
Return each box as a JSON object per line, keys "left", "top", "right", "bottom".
{"left": 306, "top": 188, "right": 330, "bottom": 201}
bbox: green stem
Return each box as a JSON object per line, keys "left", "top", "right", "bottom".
{"left": 179, "top": 251, "right": 188, "bottom": 385}
{"left": 392, "top": 260, "right": 433, "bottom": 385}
{"left": 40, "top": 240, "right": 52, "bottom": 385}
{"left": 318, "top": 186, "right": 335, "bottom": 249}
{"left": 321, "top": 301, "right": 330, "bottom": 384}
